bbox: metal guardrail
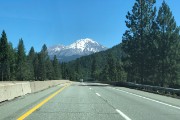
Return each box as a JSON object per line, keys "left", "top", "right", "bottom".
{"left": 126, "top": 82, "right": 180, "bottom": 96}
{"left": 102, "top": 81, "right": 180, "bottom": 97}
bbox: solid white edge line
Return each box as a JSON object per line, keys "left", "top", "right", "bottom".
{"left": 116, "top": 109, "right": 132, "bottom": 120}
{"left": 96, "top": 93, "right": 101, "bottom": 96}
{"left": 114, "top": 88, "right": 180, "bottom": 110}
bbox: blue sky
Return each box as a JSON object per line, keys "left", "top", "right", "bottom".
{"left": 0, "top": 0, "right": 180, "bottom": 52}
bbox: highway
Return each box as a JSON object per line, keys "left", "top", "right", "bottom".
{"left": 0, "top": 82, "right": 180, "bottom": 120}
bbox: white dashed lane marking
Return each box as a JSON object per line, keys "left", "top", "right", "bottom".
{"left": 116, "top": 109, "right": 132, "bottom": 120}
{"left": 96, "top": 93, "right": 101, "bottom": 97}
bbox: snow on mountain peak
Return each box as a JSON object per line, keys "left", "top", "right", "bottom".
{"left": 68, "top": 38, "right": 99, "bottom": 51}
{"left": 48, "top": 44, "right": 65, "bottom": 52}
{"left": 77, "top": 38, "right": 98, "bottom": 44}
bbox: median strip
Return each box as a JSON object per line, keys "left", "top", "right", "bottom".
{"left": 17, "top": 83, "right": 71, "bottom": 120}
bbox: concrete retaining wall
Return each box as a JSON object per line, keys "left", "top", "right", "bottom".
{"left": 0, "top": 80, "right": 69, "bottom": 102}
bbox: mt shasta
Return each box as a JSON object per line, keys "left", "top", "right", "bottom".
{"left": 48, "top": 38, "right": 107, "bottom": 62}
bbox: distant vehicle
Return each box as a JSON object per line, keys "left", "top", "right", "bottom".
{"left": 80, "top": 79, "right": 83, "bottom": 82}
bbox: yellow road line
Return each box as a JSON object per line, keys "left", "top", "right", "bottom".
{"left": 17, "top": 83, "right": 71, "bottom": 120}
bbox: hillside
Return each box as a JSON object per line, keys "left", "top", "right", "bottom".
{"left": 64, "top": 43, "right": 126, "bottom": 81}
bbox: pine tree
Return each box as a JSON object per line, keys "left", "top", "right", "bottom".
{"left": 38, "top": 44, "right": 48, "bottom": 80}
{"left": 156, "top": 1, "right": 180, "bottom": 87}
{"left": 91, "top": 56, "right": 98, "bottom": 80}
{"left": 34, "top": 53, "right": 39, "bottom": 80}
{"left": 8, "top": 42, "right": 16, "bottom": 80}
{"left": 122, "top": 0, "right": 156, "bottom": 83}
{"left": 46, "top": 57, "right": 54, "bottom": 80}
{"left": 107, "top": 53, "right": 117, "bottom": 81}
{"left": 28, "top": 47, "right": 35, "bottom": 61}
{"left": 0, "top": 30, "right": 10, "bottom": 81}
{"left": 52, "top": 55, "right": 60, "bottom": 79}
{"left": 61, "top": 62, "right": 65, "bottom": 79}
{"left": 101, "top": 64, "right": 110, "bottom": 81}
{"left": 74, "top": 59, "right": 81, "bottom": 80}
{"left": 177, "top": 34, "right": 180, "bottom": 87}
{"left": 61, "top": 62, "right": 69, "bottom": 79}
{"left": 116, "top": 61, "right": 127, "bottom": 82}
{"left": 16, "top": 39, "right": 28, "bottom": 80}
{"left": 27, "top": 47, "right": 35, "bottom": 80}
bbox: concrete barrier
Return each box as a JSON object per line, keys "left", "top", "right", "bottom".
{"left": 19, "top": 82, "right": 32, "bottom": 95}
{"left": 0, "top": 80, "right": 69, "bottom": 102}
{"left": 30, "top": 80, "right": 69, "bottom": 93}
{"left": 5, "top": 84, "right": 24, "bottom": 100}
{"left": 0, "top": 85, "right": 6, "bottom": 102}
{"left": 0, "top": 82, "right": 31, "bottom": 102}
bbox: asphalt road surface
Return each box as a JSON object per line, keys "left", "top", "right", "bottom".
{"left": 0, "top": 82, "right": 180, "bottom": 120}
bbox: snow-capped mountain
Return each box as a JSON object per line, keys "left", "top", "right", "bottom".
{"left": 48, "top": 38, "right": 107, "bottom": 62}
